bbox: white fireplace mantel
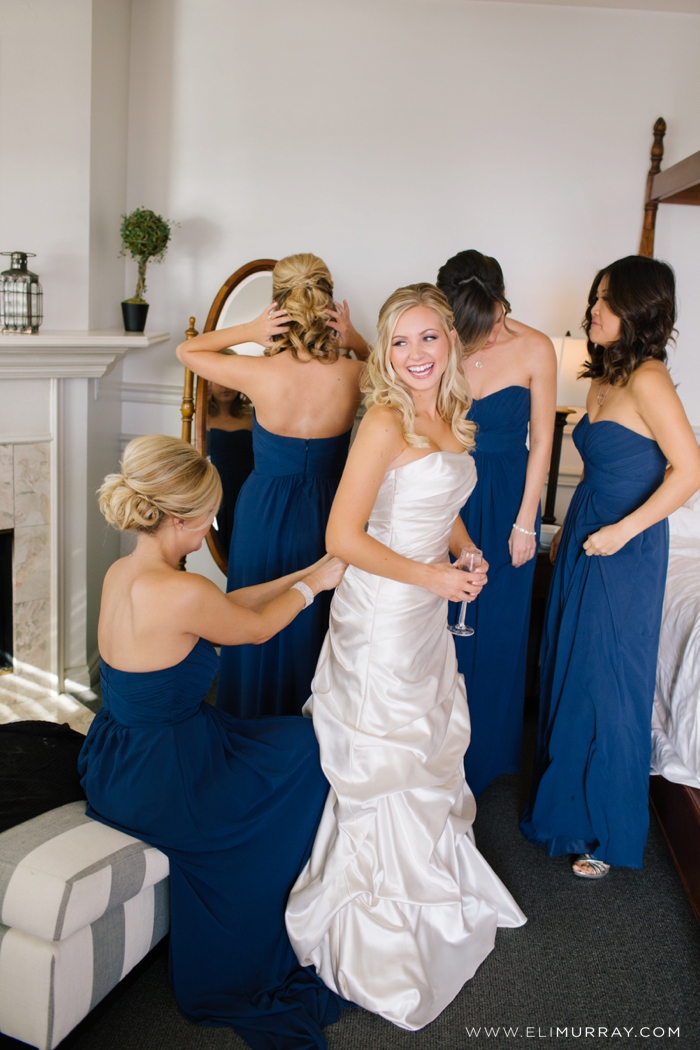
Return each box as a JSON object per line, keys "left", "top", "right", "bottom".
{"left": 0, "top": 329, "right": 172, "bottom": 724}
{"left": 0, "top": 329, "right": 170, "bottom": 379}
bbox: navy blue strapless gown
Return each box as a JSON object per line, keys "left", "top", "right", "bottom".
{"left": 207, "top": 427, "right": 254, "bottom": 558}
{"left": 451, "top": 386, "right": 539, "bottom": 798}
{"left": 78, "top": 639, "right": 348, "bottom": 1049}
{"left": 217, "top": 415, "right": 351, "bottom": 718}
{"left": 520, "top": 416, "right": 669, "bottom": 869}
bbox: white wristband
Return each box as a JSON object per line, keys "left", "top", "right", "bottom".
{"left": 512, "top": 523, "right": 537, "bottom": 536}
{"left": 291, "top": 581, "right": 314, "bottom": 609}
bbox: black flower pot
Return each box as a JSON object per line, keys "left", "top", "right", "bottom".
{"left": 121, "top": 301, "right": 149, "bottom": 333}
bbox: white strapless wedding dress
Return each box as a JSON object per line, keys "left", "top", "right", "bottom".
{"left": 285, "top": 451, "right": 526, "bottom": 1030}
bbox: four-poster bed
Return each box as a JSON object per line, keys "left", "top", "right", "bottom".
{"left": 640, "top": 118, "right": 700, "bottom": 922}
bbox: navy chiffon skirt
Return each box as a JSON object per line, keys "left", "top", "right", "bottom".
{"left": 217, "top": 416, "right": 351, "bottom": 718}
{"left": 520, "top": 416, "right": 669, "bottom": 868}
{"left": 79, "top": 639, "right": 348, "bottom": 1049}
{"left": 451, "top": 386, "right": 539, "bottom": 797}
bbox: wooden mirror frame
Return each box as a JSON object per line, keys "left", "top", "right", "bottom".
{"left": 182, "top": 258, "right": 277, "bottom": 574}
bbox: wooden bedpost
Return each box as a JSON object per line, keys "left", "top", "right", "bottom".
{"left": 639, "top": 117, "right": 666, "bottom": 258}
{"left": 181, "top": 317, "right": 198, "bottom": 444}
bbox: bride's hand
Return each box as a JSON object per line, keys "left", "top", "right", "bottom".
{"left": 304, "top": 556, "right": 347, "bottom": 594}
{"left": 426, "top": 563, "right": 488, "bottom": 603}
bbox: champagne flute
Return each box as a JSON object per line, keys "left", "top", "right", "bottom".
{"left": 447, "top": 546, "right": 482, "bottom": 637}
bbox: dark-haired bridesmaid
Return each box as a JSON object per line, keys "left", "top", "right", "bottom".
{"left": 437, "top": 250, "right": 556, "bottom": 797}
{"left": 520, "top": 255, "right": 700, "bottom": 878}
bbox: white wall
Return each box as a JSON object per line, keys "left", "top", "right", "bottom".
{"left": 123, "top": 0, "right": 700, "bottom": 428}
{"left": 0, "top": 0, "right": 131, "bottom": 331}
{"left": 88, "top": 0, "right": 132, "bottom": 329}
{"left": 0, "top": 0, "right": 92, "bottom": 329}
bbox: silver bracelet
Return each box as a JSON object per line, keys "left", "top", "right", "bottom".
{"left": 291, "top": 581, "right": 314, "bottom": 608}
{"left": 512, "top": 523, "right": 537, "bottom": 536}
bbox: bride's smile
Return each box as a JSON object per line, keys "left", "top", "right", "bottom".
{"left": 390, "top": 305, "right": 451, "bottom": 393}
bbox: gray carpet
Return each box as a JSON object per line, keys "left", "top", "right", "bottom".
{"left": 3, "top": 712, "right": 699, "bottom": 1050}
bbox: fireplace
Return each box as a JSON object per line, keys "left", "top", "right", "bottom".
{"left": 0, "top": 529, "right": 12, "bottom": 672}
{"left": 0, "top": 327, "right": 169, "bottom": 732}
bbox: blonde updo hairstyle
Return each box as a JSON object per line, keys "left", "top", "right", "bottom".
{"left": 99, "top": 435, "right": 222, "bottom": 533}
{"left": 267, "top": 253, "right": 339, "bottom": 363}
{"left": 362, "top": 283, "right": 475, "bottom": 452}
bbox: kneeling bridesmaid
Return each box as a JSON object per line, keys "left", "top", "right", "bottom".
{"left": 79, "top": 435, "right": 348, "bottom": 1049}
{"left": 520, "top": 256, "right": 700, "bottom": 878}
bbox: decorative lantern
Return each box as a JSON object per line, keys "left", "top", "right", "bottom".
{"left": 0, "top": 252, "right": 43, "bottom": 334}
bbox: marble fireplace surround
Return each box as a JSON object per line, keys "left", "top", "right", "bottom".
{"left": 0, "top": 330, "right": 168, "bottom": 732}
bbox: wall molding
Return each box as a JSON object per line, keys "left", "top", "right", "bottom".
{"left": 0, "top": 433, "right": 53, "bottom": 445}
{"left": 119, "top": 381, "right": 182, "bottom": 406}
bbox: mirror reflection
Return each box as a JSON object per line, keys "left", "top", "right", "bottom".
{"left": 190, "top": 260, "right": 277, "bottom": 573}
{"left": 205, "top": 382, "right": 254, "bottom": 557}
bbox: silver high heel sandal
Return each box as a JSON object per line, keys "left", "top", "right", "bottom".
{"left": 572, "top": 854, "right": 610, "bottom": 879}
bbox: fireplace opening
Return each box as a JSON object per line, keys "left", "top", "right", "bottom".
{"left": 0, "top": 530, "right": 12, "bottom": 672}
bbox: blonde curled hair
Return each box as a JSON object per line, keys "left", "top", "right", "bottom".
{"left": 266, "top": 253, "right": 338, "bottom": 362}
{"left": 362, "top": 284, "right": 476, "bottom": 451}
{"left": 99, "top": 435, "right": 222, "bottom": 533}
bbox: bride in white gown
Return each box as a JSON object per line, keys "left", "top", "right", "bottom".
{"left": 285, "top": 284, "right": 526, "bottom": 1030}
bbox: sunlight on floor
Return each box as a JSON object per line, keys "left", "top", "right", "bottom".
{"left": 0, "top": 667, "right": 95, "bottom": 735}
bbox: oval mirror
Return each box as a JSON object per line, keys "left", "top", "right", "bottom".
{"left": 193, "top": 259, "right": 276, "bottom": 575}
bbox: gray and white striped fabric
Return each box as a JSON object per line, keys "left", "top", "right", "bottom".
{"left": 0, "top": 801, "right": 169, "bottom": 941}
{"left": 0, "top": 802, "right": 170, "bottom": 1050}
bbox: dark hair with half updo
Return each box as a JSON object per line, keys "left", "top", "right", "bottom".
{"left": 581, "top": 255, "right": 676, "bottom": 387}
{"left": 266, "top": 253, "right": 338, "bottom": 363}
{"left": 436, "top": 250, "right": 512, "bottom": 354}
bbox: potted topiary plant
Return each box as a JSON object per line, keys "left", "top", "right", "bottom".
{"left": 120, "top": 208, "right": 173, "bottom": 332}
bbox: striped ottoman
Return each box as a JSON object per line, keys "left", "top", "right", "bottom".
{"left": 0, "top": 801, "right": 169, "bottom": 1050}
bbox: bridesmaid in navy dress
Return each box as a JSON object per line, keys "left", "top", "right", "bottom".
{"left": 178, "top": 254, "right": 369, "bottom": 717}
{"left": 520, "top": 256, "right": 700, "bottom": 877}
{"left": 205, "top": 382, "right": 254, "bottom": 556}
{"left": 437, "top": 251, "right": 556, "bottom": 797}
{"left": 79, "top": 435, "right": 349, "bottom": 1049}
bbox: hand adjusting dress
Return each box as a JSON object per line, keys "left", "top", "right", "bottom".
{"left": 285, "top": 452, "right": 526, "bottom": 1030}
{"left": 450, "top": 386, "right": 539, "bottom": 798}
{"left": 79, "top": 638, "right": 348, "bottom": 1050}
{"left": 520, "top": 417, "right": 669, "bottom": 868}
{"left": 217, "top": 414, "right": 351, "bottom": 718}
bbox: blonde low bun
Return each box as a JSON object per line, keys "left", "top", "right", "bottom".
{"left": 98, "top": 435, "right": 222, "bottom": 533}
{"left": 267, "top": 253, "right": 339, "bottom": 363}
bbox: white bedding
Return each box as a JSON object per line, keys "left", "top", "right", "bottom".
{"left": 651, "top": 500, "right": 700, "bottom": 789}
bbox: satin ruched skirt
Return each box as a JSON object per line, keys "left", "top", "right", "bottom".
{"left": 285, "top": 563, "right": 526, "bottom": 1030}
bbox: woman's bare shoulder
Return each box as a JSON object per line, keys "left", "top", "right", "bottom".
{"left": 628, "top": 358, "right": 672, "bottom": 394}
{"left": 509, "top": 319, "right": 555, "bottom": 354}
{"left": 361, "top": 403, "right": 402, "bottom": 431}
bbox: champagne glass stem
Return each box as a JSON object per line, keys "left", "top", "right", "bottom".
{"left": 456, "top": 600, "right": 468, "bottom": 629}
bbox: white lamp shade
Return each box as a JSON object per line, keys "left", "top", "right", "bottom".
{"left": 556, "top": 337, "right": 589, "bottom": 408}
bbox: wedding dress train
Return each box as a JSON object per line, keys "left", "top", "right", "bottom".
{"left": 285, "top": 451, "right": 526, "bottom": 1031}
